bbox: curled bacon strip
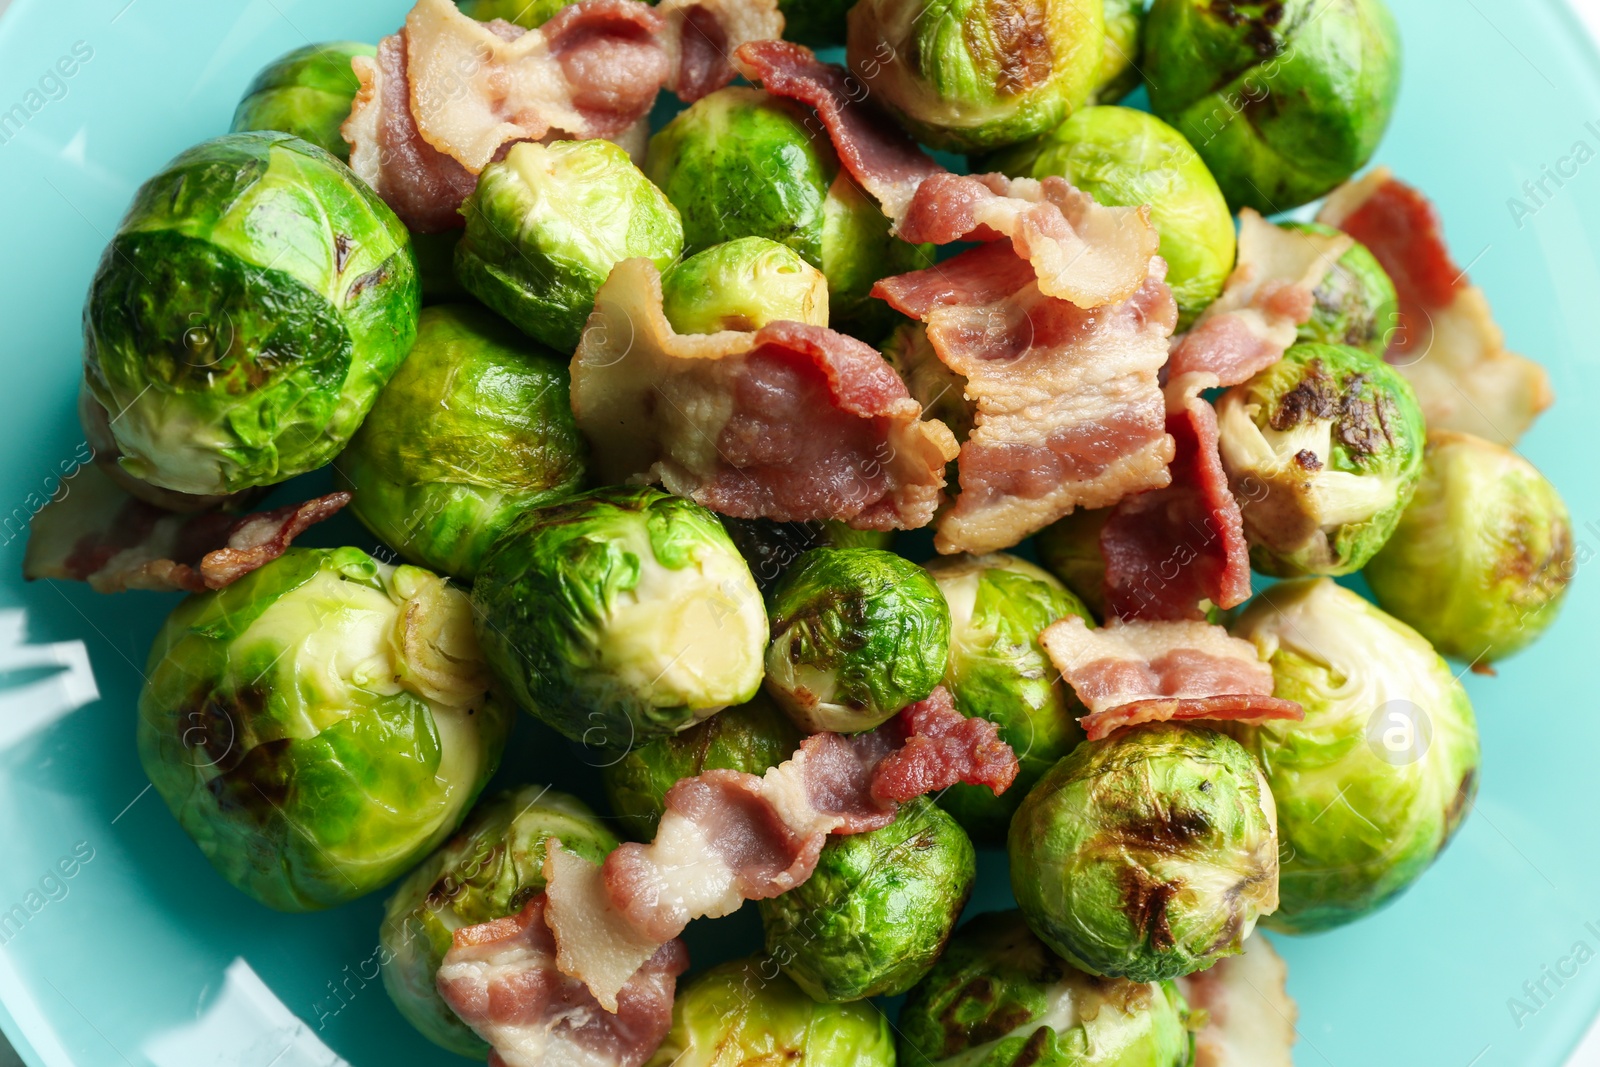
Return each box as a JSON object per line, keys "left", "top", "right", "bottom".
{"left": 1178, "top": 934, "right": 1298, "bottom": 1067}
{"left": 1039, "top": 616, "right": 1302, "bottom": 741}
{"left": 23, "top": 464, "right": 348, "bottom": 595}
{"left": 542, "top": 688, "right": 1015, "bottom": 1010}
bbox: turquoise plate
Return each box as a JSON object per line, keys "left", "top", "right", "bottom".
{"left": 1, "top": 0, "right": 1598, "bottom": 1063}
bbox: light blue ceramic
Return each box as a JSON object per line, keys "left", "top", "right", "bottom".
{"left": 0, "top": 0, "right": 1598, "bottom": 1063}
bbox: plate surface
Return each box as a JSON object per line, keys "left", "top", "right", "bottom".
{"left": 2, "top": 0, "right": 1599, "bottom": 1064}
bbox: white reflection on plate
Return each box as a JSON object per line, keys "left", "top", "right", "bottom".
{"left": 0, "top": 611, "right": 98, "bottom": 752}
{"left": 143, "top": 958, "right": 347, "bottom": 1067}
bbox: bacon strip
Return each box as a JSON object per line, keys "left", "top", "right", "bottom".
{"left": 1177, "top": 934, "right": 1298, "bottom": 1067}
{"left": 437, "top": 896, "right": 687, "bottom": 1067}
{"left": 22, "top": 464, "right": 348, "bottom": 595}
{"left": 1318, "top": 169, "right": 1552, "bottom": 445}
{"left": 542, "top": 689, "right": 1015, "bottom": 1010}
{"left": 1039, "top": 616, "right": 1302, "bottom": 741}
{"left": 570, "top": 257, "right": 957, "bottom": 531}
{"left": 875, "top": 243, "right": 1177, "bottom": 555}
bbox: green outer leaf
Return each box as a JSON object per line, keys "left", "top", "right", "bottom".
{"left": 230, "top": 42, "right": 376, "bottom": 160}
{"left": 1091, "top": 0, "right": 1146, "bottom": 103}
{"left": 457, "top": 0, "right": 577, "bottom": 27}
{"left": 760, "top": 797, "right": 976, "bottom": 1001}
{"left": 1282, "top": 221, "right": 1400, "bottom": 356}
{"left": 659, "top": 237, "right": 829, "bottom": 335}
{"left": 378, "top": 786, "right": 617, "bottom": 1057}
{"left": 337, "top": 304, "right": 588, "bottom": 579}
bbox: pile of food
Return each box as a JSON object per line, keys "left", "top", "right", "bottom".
{"left": 25, "top": 0, "right": 1574, "bottom": 1061}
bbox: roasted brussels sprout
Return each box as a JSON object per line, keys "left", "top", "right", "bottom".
{"left": 846, "top": 0, "right": 1105, "bottom": 152}
{"left": 646, "top": 958, "right": 896, "bottom": 1067}
{"left": 1093, "top": 0, "right": 1146, "bottom": 102}
{"left": 765, "top": 547, "right": 951, "bottom": 733}
{"left": 456, "top": 139, "right": 683, "bottom": 352}
{"left": 336, "top": 305, "right": 587, "bottom": 579}
{"left": 137, "top": 548, "right": 511, "bottom": 911}
{"left": 1009, "top": 723, "right": 1278, "bottom": 981}
{"left": 1366, "top": 432, "right": 1574, "bottom": 665}
{"left": 1144, "top": 0, "right": 1402, "bottom": 213}
{"left": 1034, "top": 508, "right": 1110, "bottom": 619}
{"left": 1230, "top": 579, "right": 1481, "bottom": 933}
{"left": 1216, "top": 342, "right": 1425, "bottom": 577}
{"left": 84, "top": 131, "right": 419, "bottom": 497}
{"left": 984, "top": 105, "right": 1234, "bottom": 320}
{"left": 721, "top": 516, "right": 895, "bottom": 594}
{"left": 884, "top": 322, "right": 975, "bottom": 442}
{"left": 230, "top": 42, "right": 374, "bottom": 161}
{"left": 659, "top": 237, "right": 829, "bottom": 334}
{"left": 471, "top": 487, "right": 767, "bottom": 750}
{"left": 379, "top": 787, "right": 617, "bottom": 1056}
{"left": 1282, "top": 221, "right": 1399, "bottom": 356}
{"left": 646, "top": 87, "right": 930, "bottom": 335}
{"left": 923, "top": 554, "right": 1092, "bottom": 840}
{"left": 898, "top": 910, "right": 1194, "bottom": 1067}
{"left": 601, "top": 692, "right": 804, "bottom": 839}
{"left": 760, "top": 797, "right": 975, "bottom": 1001}
{"left": 456, "top": 0, "right": 571, "bottom": 27}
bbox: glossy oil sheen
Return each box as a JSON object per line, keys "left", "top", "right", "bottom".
{"left": 0, "top": 0, "right": 1598, "bottom": 1064}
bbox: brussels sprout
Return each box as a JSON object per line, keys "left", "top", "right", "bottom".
{"left": 983, "top": 106, "right": 1234, "bottom": 321}
{"left": 336, "top": 305, "right": 587, "bottom": 580}
{"left": 646, "top": 87, "right": 931, "bottom": 336}
{"left": 779, "top": 0, "right": 855, "bottom": 48}
{"left": 1216, "top": 342, "right": 1425, "bottom": 577}
{"left": 1009, "top": 723, "right": 1278, "bottom": 981}
{"left": 379, "top": 787, "right": 617, "bottom": 1056}
{"left": 721, "top": 515, "right": 895, "bottom": 594}
{"left": 646, "top": 958, "right": 896, "bottom": 1067}
{"left": 898, "top": 910, "right": 1193, "bottom": 1067}
{"left": 1034, "top": 508, "right": 1110, "bottom": 619}
{"left": 884, "top": 322, "right": 975, "bottom": 442}
{"left": 1144, "top": 0, "right": 1402, "bottom": 213}
{"left": 1366, "top": 432, "right": 1573, "bottom": 665}
{"left": 660, "top": 237, "right": 830, "bottom": 335}
{"left": 456, "top": 0, "right": 572, "bottom": 27}
{"left": 1092, "top": 0, "right": 1146, "bottom": 103}
{"left": 137, "top": 548, "right": 511, "bottom": 911}
{"left": 922, "top": 554, "right": 1092, "bottom": 840}
{"left": 1229, "top": 578, "right": 1481, "bottom": 933}
{"left": 846, "top": 0, "right": 1105, "bottom": 153}
{"left": 83, "top": 131, "right": 419, "bottom": 497}
{"left": 602, "top": 692, "right": 804, "bottom": 839}
{"left": 230, "top": 42, "right": 375, "bottom": 161}
{"left": 471, "top": 487, "right": 767, "bottom": 750}
{"left": 456, "top": 139, "right": 683, "bottom": 352}
{"left": 1281, "top": 222, "right": 1399, "bottom": 357}
{"left": 765, "top": 547, "right": 951, "bottom": 733}
{"left": 760, "top": 797, "right": 976, "bottom": 1001}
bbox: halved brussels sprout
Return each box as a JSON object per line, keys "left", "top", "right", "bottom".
{"left": 1144, "top": 0, "right": 1402, "bottom": 212}
{"left": 646, "top": 958, "right": 896, "bottom": 1067}
{"left": 923, "top": 554, "right": 1092, "bottom": 840}
{"left": 230, "top": 42, "right": 375, "bottom": 161}
{"left": 1092, "top": 0, "right": 1146, "bottom": 103}
{"left": 337, "top": 304, "right": 587, "bottom": 579}
{"left": 84, "top": 131, "right": 419, "bottom": 497}
{"left": 646, "top": 87, "right": 930, "bottom": 336}
{"left": 471, "top": 487, "right": 767, "bottom": 750}
{"left": 457, "top": 0, "right": 572, "bottom": 27}
{"left": 1216, "top": 342, "right": 1425, "bottom": 576}
{"left": 660, "top": 237, "right": 829, "bottom": 334}
{"left": 983, "top": 105, "right": 1234, "bottom": 321}
{"left": 1366, "top": 432, "right": 1574, "bottom": 665}
{"left": 1230, "top": 579, "right": 1480, "bottom": 933}
{"left": 765, "top": 547, "right": 951, "bottom": 733}
{"left": 897, "top": 910, "right": 1193, "bottom": 1067}
{"left": 1282, "top": 221, "right": 1399, "bottom": 357}
{"left": 456, "top": 139, "right": 684, "bottom": 352}
{"left": 760, "top": 797, "right": 976, "bottom": 1001}
{"left": 884, "top": 322, "right": 975, "bottom": 442}
{"left": 379, "top": 787, "right": 617, "bottom": 1056}
{"left": 137, "top": 548, "right": 511, "bottom": 911}
{"left": 1034, "top": 508, "right": 1110, "bottom": 620}
{"left": 601, "top": 691, "right": 804, "bottom": 839}
{"left": 1009, "top": 723, "right": 1278, "bottom": 981}
{"left": 721, "top": 515, "right": 895, "bottom": 594}
{"left": 846, "top": 0, "right": 1105, "bottom": 152}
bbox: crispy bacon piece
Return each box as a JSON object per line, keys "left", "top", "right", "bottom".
{"left": 1319, "top": 168, "right": 1553, "bottom": 445}
{"left": 570, "top": 258, "right": 957, "bottom": 530}
{"left": 1099, "top": 396, "right": 1251, "bottom": 622}
{"left": 1039, "top": 616, "right": 1302, "bottom": 741}
{"left": 22, "top": 465, "right": 348, "bottom": 595}
{"left": 1177, "top": 934, "right": 1298, "bottom": 1067}
{"left": 1167, "top": 209, "right": 1353, "bottom": 393}
{"left": 542, "top": 689, "right": 1015, "bottom": 1010}
{"left": 437, "top": 896, "right": 687, "bottom": 1067}
{"left": 875, "top": 243, "right": 1177, "bottom": 555}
